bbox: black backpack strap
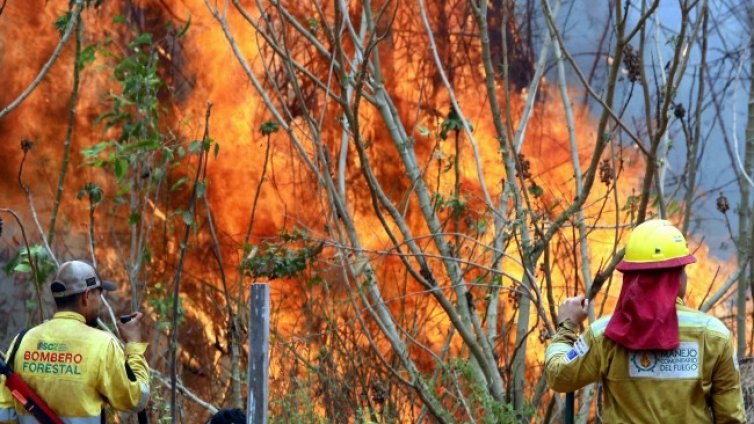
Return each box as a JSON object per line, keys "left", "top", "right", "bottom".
{"left": 7, "top": 328, "right": 29, "bottom": 371}
{"left": 124, "top": 362, "right": 137, "bottom": 381}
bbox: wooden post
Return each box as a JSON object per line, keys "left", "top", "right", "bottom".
{"left": 247, "top": 283, "right": 270, "bottom": 424}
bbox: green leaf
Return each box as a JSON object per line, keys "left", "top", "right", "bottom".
{"left": 122, "top": 139, "right": 159, "bottom": 153}
{"left": 113, "top": 15, "right": 126, "bottom": 24}
{"left": 94, "top": 111, "right": 115, "bottom": 127}
{"left": 82, "top": 159, "right": 103, "bottom": 168}
{"left": 13, "top": 263, "right": 32, "bottom": 273}
{"left": 4, "top": 254, "right": 21, "bottom": 276}
{"left": 623, "top": 195, "right": 639, "bottom": 211}
{"left": 90, "top": 189, "right": 103, "bottom": 205}
{"left": 133, "top": 33, "right": 153, "bottom": 46}
{"left": 54, "top": 12, "right": 73, "bottom": 35}
{"left": 81, "top": 142, "right": 110, "bottom": 158}
{"left": 188, "top": 140, "right": 202, "bottom": 153}
{"left": 171, "top": 177, "right": 188, "bottom": 191}
{"left": 196, "top": 181, "right": 206, "bottom": 198}
{"left": 306, "top": 16, "right": 320, "bottom": 33}
{"left": 308, "top": 275, "right": 323, "bottom": 286}
{"left": 260, "top": 120, "right": 279, "bottom": 136}
{"left": 114, "top": 158, "right": 128, "bottom": 179}
{"left": 116, "top": 182, "right": 133, "bottom": 196}
{"left": 667, "top": 200, "right": 680, "bottom": 215}
{"left": 418, "top": 125, "right": 430, "bottom": 137}
{"left": 177, "top": 146, "right": 186, "bottom": 158}
{"left": 528, "top": 182, "right": 544, "bottom": 198}
{"left": 77, "top": 182, "right": 103, "bottom": 206}
{"left": 129, "top": 212, "right": 141, "bottom": 226}
{"left": 29, "top": 245, "right": 45, "bottom": 257}
{"left": 474, "top": 218, "right": 488, "bottom": 234}
{"left": 213, "top": 142, "right": 220, "bottom": 158}
{"left": 162, "top": 147, "right": 175, "bottom": 162}
{"left": 440, "top": 108, "right": 463, "bottom": 140}
{"left": 177, "top": 15, "right": 192, "bottom": 38}
{"left": 78, "top": 45, "right": 97, "bottom": 70}
{"left": 182, "top": 210, "right": 194, "bottom": 226}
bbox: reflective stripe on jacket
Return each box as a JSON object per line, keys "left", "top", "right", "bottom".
{"left": 545, "top": 298, "right": 745, "bottom": 423}
{"left": 0, "top": 311, "right": 149, "bottom": 423}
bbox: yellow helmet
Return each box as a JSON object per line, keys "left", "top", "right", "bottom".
{"left": 616, "top": 219, "right": 696, "bottom": 272}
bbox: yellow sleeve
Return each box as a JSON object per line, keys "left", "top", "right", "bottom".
{"left": 0, "top": 335, "right": 20, "bottom": 423}
{"left": 710, "top": 336, "right": 745, "bottom": 423}
{"left": 544, "top": 321, "right": 601, "bottom": 392}
{"left": 0, "top": 375, "right": 17, "bottom": 423}
{"left": 95, "top": 339, "right": 150, "bottom": 413}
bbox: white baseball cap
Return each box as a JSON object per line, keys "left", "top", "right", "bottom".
{"left": 50, "top": 260, "right": 117, "bottom": 298}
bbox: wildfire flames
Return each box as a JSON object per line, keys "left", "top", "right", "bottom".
{"left": 0, "top": 0, "right": 738, "bottom": 421}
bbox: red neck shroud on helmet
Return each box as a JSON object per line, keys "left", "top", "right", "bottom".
{"left": 604, "top": 267, "right": 683, "bottom": 351}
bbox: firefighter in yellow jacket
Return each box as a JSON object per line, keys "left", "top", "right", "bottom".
{"left": 0, "top": 260, "right": 150, "bottom": 423}
{"left": 545, "top": 220, "right": 745, "bottom": 422}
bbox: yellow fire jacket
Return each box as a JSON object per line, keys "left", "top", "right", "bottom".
{"left": 0, "top": 311, "right": 150, "bottom": 424}
{"left": 545, "top": 298, "right": 745, "bottom": 423}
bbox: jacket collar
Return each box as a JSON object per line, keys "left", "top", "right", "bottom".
{"left": 53, "top": 310, "right": 86, "bottom": 324}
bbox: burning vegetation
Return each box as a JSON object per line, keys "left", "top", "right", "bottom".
{"left": 0, "top": 0, "right": 749, "bottom": 422}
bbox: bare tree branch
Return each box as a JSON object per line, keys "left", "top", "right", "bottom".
{"left": 0, "top": 0, "right": 84, "bottom": 120}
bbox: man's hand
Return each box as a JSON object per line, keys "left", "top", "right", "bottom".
{"left": 117, "top": 312, "right": 144, "bottom": 343}
{"left": 557, "top": 296, "right": 589, "bottom": 326}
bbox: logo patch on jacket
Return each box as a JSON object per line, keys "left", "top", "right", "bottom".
{"left": 628, "top": 341, "right": 700, "bottom": 379}
{"left": 20, "top": 340, "right": 85, "bottom": 377}
{"left": 564, "top": 335, "right": 590, "bottom": 363}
